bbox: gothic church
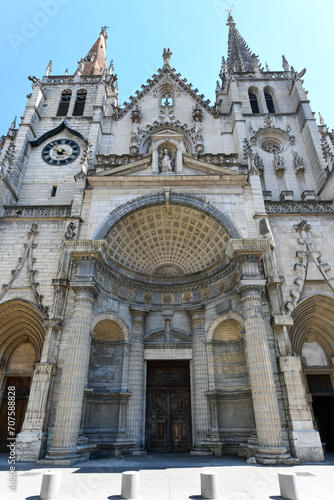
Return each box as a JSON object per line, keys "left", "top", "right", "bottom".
{"left": 0, "top": 16, "right": 334, "bottom": 465}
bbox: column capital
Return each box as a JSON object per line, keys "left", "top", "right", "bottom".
{"left": 226, "top": 238, "right": 270, "bottom": 261}
{"left": 187, "top": 307, "right": 205, "bottom": 322}
{"left": 70, "top": 282, "right": 98, "bottom": 300}
{"left": 238, "top": 279, "right": 266, "bottom": 298}
{"left": 130, "top": 307, "right": 149, "bottom": 319}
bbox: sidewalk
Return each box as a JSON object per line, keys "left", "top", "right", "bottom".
{"left": 0, "top": 452, "right": 333, "bottom": 499}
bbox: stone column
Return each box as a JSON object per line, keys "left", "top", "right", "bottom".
{"left": 16, "top": 363, "right": 55, "bottom": 461}
{"left": 125, "top": 308, "right": 147, "bottom": 452}
{"left": 47, "top": 285, "right": 96, "bottom": 462}
{"left": 189, "top": 308, "right": 210, "bottom": 451}
{"left": 239, "top": 282, "right": 284, "bottom": 452}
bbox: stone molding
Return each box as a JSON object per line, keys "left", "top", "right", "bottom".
{"left": 3, "top": 205, "right": 71, "bottom": 218}
{"left": 265, "top": 200, "right": 334, "bottom": 214}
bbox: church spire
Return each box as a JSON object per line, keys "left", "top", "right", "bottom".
{"left": 226, "top": 14, "right": 260, "bottom": 72}
{"left": 77, "top": 27, "right": 108, "bottom": 75}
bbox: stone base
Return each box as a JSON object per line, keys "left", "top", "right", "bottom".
{"left": 255, "top": 455, "right": 300, "bottom": 465}
{"left": 288, "top": 430, "right": 325, "bottom": 462}
{"left": 15, "top": 430, "right": 47, "bottom": 462}
{"left": 39, "top": 443, "right": 95, "bottom": 466}
{"left": 191, "top": 446, "right": 213, "bottom": 456}
{"left": 243, "top": 444, "right": 300, "bottom": 465}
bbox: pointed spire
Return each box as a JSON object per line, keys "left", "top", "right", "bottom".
{"left": 226, "top": 14, "right": 259, "bottom": 72}
{"left": 77, "top": 27, "right": 108, "bottom": 75}
{"left": 282, "top": 55, "right": 290, "bottom": 72}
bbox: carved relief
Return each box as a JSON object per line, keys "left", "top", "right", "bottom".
{"left": 161, "top": 294, "right": 174, "bottom": 304}
{"left": 182, "top": 292, "right": 193, "bottom": 303}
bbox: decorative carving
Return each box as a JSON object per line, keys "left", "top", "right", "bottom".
{"left": 261, "top": 140, "right": 282, "bottom": 154}
{"left": 64, "top": 222, "right": 76, "bottom": 240}
{"left": 201, "top": 288, "right": 211, "bottom": 300}
{"left": 161, "top": 294, "right": 174, "bottom": 304}
{"left": 254, "top": 153, "right": 264, "bottom": 174}
{"left": 182, "top": 292, "right": 193, "bottom": 303}
{"left": 143, "top": 292, "right": 153, "bottom": 302}
{"left": 320, "top": 133, "right": 334, "bottom": 166}
{"left": 110, "top": 281, "right": 120, "bottom": 295}
{"left": 3, "top": 205, "right": 71, "bottom": 218}
{"left": 265, "top": 200, "right": 334, "bottom": 214}
{"left": 127, "top": 288, "right": 136, "bottom": 299}
{"left": 217, "top": 281, "right": 226, "bottom": 294}
{"left": 273, "top": 151, "right": 286, "bottom": 174}
{"left": 162, "top": 47, "right": 172, "bottom": 66}
{"left": 97, "top": 272, "right": 104, "bottom": 286}
{"left": 293, "top": 152, "right": 305, "bottom": 174}
{"left": 243, "top": 139, "right": 258, "bottom": 174}
{"left": 0, "top": 224, "right": 49, "bottom": 317}
{"left": 159, "top": 147, "right": 175, "bottom": 173}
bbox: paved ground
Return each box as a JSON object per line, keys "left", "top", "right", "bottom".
{"left": 0, "top": 452, "right": 333, "bottom": 499}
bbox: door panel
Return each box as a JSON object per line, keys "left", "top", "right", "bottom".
{"left": 146, "top": 362, "right": 191, "bottom": 452}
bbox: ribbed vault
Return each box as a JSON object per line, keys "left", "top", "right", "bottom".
{"left": 0, "top": 299, "right": 45, "bottom": 363}
{"left": 290, "top": 295, "right": 334, "bottom": 356}
{"left": 105, "top": 204, "right": 230, "bottom": 276}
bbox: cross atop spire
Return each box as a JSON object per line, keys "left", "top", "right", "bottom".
{"left": 226, "top": 15, "right": 260, "bottom": 73}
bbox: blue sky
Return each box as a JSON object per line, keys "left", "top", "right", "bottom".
{"left": 1, "top": 0, "right": 333, "bottom": 135}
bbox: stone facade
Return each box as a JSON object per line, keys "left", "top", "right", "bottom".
{"left": 1, "top": 19, "right": 333, "bottom": 465}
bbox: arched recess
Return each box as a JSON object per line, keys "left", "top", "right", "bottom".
{"left": 290, "top": 295, "right": 334, "bottom": 451}
{"left": 206, "top": 312, "right": 255, "bottom": 445}
{"left": 0, "top": 299, "right": 45, "bottom": 450}
{"left": 92, "top": 192, "right": 243, "bottom": 242}
{"left": 84, "top": 313, "right": 130, "bottom": 445}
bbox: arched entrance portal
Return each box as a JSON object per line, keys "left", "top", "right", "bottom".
{"left": 0, "top": 300, "right": 44, "bottom": 451}
{"left": 291, "top": 295, "right": 334, "bottom": 451}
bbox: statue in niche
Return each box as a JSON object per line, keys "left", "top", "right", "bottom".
{"left": 159, "top": 147, "right": 175, "bottom": 173}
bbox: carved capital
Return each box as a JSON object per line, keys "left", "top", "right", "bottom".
{"left": 70, "top": 282, "right": 98, "bottom": 301}
{"left": 238, "top": 279, "right": 266, "bottom": 299}
{"left": 226, "top": 239, "right": 270, "bottom": 261}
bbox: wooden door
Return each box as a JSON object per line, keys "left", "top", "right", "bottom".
{"left": 307, "top": 374, "right": 334, "bottom": 452}
{"left": 0, "top": 377, "right": 31, "bottom": 451}
{"left": 146, "top": 362, "right": 191, "bottom": 452}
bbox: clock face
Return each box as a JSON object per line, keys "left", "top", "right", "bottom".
{"left": 42, "top": 139, "right": 80, "bottom": 165}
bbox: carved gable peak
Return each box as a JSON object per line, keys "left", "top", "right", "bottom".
{"left": 118, "top": 64, "right": 215, "bottom": 119}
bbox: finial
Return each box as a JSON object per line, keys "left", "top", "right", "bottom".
{"left": 65, "top": 68, "right": 68, "bottom": 75}
{"left": 101, "top": 25, "right": 109, "bottom": 38}
{"left": 45, "top": 60, "right": 52, "bottom": 77}
{"left": 265, "top": 62, "right": 270, "bottom": 72}
{"left": 319, "top": 112, "right": 326, "bottom": 126}
{"left": 108, "top": 59, "right": 114, "bottom": 74}
{"left": 225, "top": 4, "right": 235, "bottom": 25}
{"left": 162, "top": 48, "right": 172, "bottom": 66}
{"left": 9, "top": 116, "right": 17, "bottom": 130}
{"left": 282, "top": 55, "right": 290, "bottom": 72}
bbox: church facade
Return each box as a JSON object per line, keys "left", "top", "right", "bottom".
{"left": 0, "top": 16, "right": 334, "bottom": 465}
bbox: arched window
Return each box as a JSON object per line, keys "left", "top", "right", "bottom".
{"left": 72, "top": 89, "right": 87, "bottom": 116}
{"left": 56, "top": 90, "right": 72, "bottom": 116}
{"left": 264, "top": 90, "right": 276, "bottom": 113}
{"left": 249, "top": 91, "right": 260, "bottom": 113}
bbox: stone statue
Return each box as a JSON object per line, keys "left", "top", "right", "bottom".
{"left": 159, "top": 148, "right": 174, "bottom": 173}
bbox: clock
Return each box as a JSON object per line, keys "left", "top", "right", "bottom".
{"left": 42, "top": 139, "right": 80, "bottom": 165}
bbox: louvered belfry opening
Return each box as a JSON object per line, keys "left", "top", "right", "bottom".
{"left": 72, "top": 89, "right": 87, "bottom": 116}
{"left": 56, "top": 90, "right": 72, "bottom": 116}
{"left": 265, "top": 92, "right": 276, "bottom": 113}
{"left": 249, "top": 92, "right": 260, "bottom": 113}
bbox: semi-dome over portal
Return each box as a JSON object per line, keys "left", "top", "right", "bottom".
{"left": 105, "top": 204, "right": 230, "bottom": 276}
